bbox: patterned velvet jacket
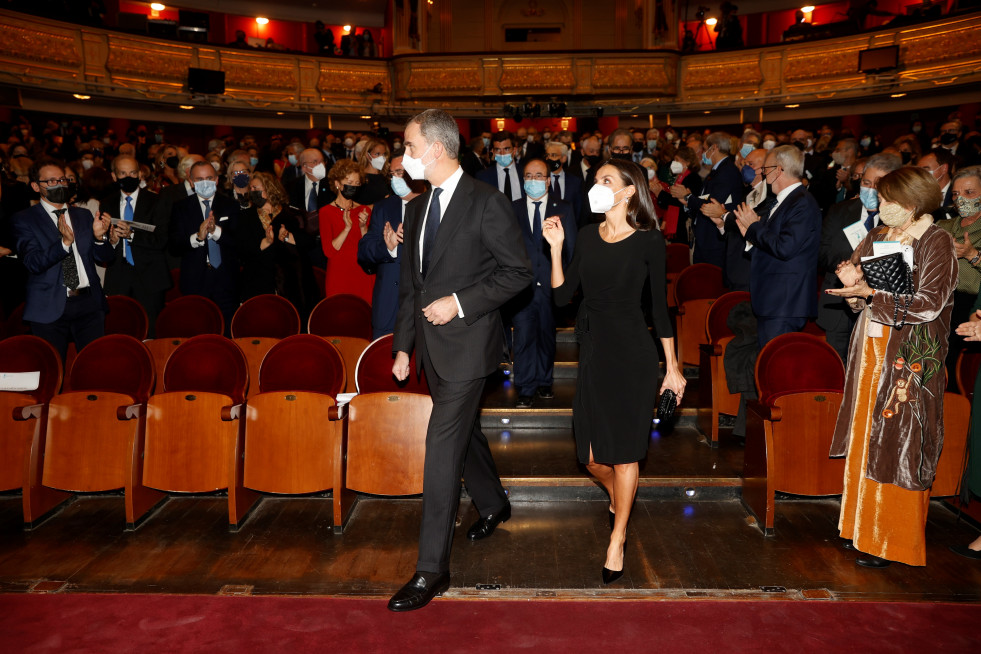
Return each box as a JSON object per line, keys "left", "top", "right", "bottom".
{"left": 829, "top": 215, "right": 957, "bottom": 491}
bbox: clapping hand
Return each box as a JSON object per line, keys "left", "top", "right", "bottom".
{"left": 953, "top": 233, "right": 977, "bottom": 262}
{"left": 668, "top": 184, "right": 688, "bottom": 201}
{"left": 260, "top": 223, "right": 275, "bottom": 250}
{"left": 278, "top": 224, "right": 293, "bottom": 244}
{"left": 93, "top": 212, "right": 112, "bottom": 241}
{"left": 542, "top": 216, "right": 564, "bottom": 249}
{"left": 733, "top": 202, "right": 760, "bottom": 236}
{"left": 383, "top": 221, "right": 403, "bottom": 251}
{"left": 955, "top": 310, "right": 981, "bottom": 341}
{"left": 358, "top": 208, "right": 370, "bottom": 235}
{"left": 701, "top": 199, "right": 726, "bottom": 226}
{"left": 826, "top": 261, "right": 872, "bottom": 298}
{"left": 58, "top": 212, "right": 75, "bottom": 247}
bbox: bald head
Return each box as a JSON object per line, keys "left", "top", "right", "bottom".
{"left": 299, "top": 148, "right": 325, "bottom": 181}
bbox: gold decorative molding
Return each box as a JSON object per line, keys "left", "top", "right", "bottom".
{"left": 223, "top": 56, "right": 298, "bottom": 91}
{"left": 405, "top": 62, "right": 483, "bottom": 93}
{"left": 318, "top": 65, "right": 390, "bottom": 96}
{"left": 685, "top": 60, "right": 761, "bottom": 90}
{"left": 900, "top": 25, "right": 981, "bottom": 66}
{"left": 784, "top": 50, "right": 860, "bottom": 82}
{"left": 592, "top": 61, "right": 673, "bottom": 92}
{"left": 0, "top": 22, "right": 80, "bottom": 69}
{"left": 106, "top": 42, "right": 189, "bottom": 85}
{"left": 499, "top": 62, "right": 575, "bottom": 91}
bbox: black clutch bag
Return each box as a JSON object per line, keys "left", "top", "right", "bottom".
{"left": 657, "top": 389, "right": 677, "bottom": 421}
{"left": 861, "top": 252, "right": 914, "bottom": 296}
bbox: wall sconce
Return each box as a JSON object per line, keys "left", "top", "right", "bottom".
{"left": 705, "top": 17, "right": 717, "bottom": 26}
{"left": 801, "top": 6, "right": 814, "bottom": 23}
{"left": 495, "top": 118, "right": 505, "bottom": 131}
{"left": 560, "top": 118, "right": 570, "bottom": 130}
{"left": 256, "top": 17, "right": 269, "bottom": 25}
{"left": 343, "top": 25, "right": 352, "bottom": 34}
{"left": 150, "top": 3, "right": 165, "bottom": 10}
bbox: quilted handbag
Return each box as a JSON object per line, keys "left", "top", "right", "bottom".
{"left": 861, "top": 252, "right": 914, "bottom": 296}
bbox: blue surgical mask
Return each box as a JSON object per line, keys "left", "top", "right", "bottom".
{"left": 523, "top": 179, "right": 547, "bottom": 198}
{"left": 702, "top": 152, "right": 712, "bottom": 166}
{"left": 495, "top": 153, "right": 514, "bottom": 168}
{"left": 391, "top": 175, "right": 411, "bottom": 198}
{"left": 860, "top": 137, "right": 871, "bottom": 148}
{"left": 194, "top": 179, "right": 217, "bottom": 199}
{"left": 647, "top": 139, "right": 657, "bottom": 152}
{"left": 740, "top": 143, "right": 755, "bottom": 158}
{"left": 859, "top": 186, "right": 879, "bottom": 211}
{"left": 249, "top": 156, "right": 259, "bottom": 167}
{"left": 288, "top": 154, "right": 298, "bottom": 166}
{"left": 741, "top": 165, "right": 756, "bottom": 185}
{"left": 482, "top": 137, "right": 490, "bottom": 149}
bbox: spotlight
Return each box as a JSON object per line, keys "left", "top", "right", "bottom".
{"left": 684, "top": 488, "right": 696, "bottom": 497}
{"left": 343, "top": 25, "right": 351, "bottom": 34}
{"left": 150, "top": 3, "right": 166, "bottom": 10}
{"left": 73, "top": 93, "right": 91, "bottom": 100}
{"left": 706, "top": 17, "right": 718, "bottom": 26}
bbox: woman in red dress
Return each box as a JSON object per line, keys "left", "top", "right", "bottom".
{"left": 319, "top": 158, "right": 374, "bottom": 303}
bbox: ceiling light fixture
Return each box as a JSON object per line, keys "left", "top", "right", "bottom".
{"left": 179, "top": 105, "right": 194, "bottom": 110}
{"left": 256, "top": 17, "right": 269, "bottom": 25}
{"left": 150, "top": 3, "right": 166, "bottom": 11}
{"left": 801, "top": 6, "right": 815, "bottom": 13}
{"left": 785, "top": 103, "right": 800, "bottom": 108}
{"left": 891, "top": 93, "right": 907, "bottom": 98}
{"left": 73, "top": 94, "right": 91, "bottom": 100}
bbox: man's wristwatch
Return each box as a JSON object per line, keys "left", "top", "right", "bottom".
{"left": 970, "top": 252, "right": 981, "bottom": 266}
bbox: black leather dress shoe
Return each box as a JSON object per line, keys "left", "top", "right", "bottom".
{"left": 856, "top": 554, "right": 891, "bottom": 568}
{"left": 949, "top": 544, "right": 981, "bottom": 560}
{"left": 387, "top": 572, "right": 451, "bottom": 612}
{"left": 537, "top": 386, "right": 554, "bottom": 399}
{"left": 467, "top": 502, "right": 511, "bottom": 541}
{"left": 516, "top": 395, "right": 534, "bottom": 409}
{"left": 841, "top": 539, "right": 857, "bottom": 551}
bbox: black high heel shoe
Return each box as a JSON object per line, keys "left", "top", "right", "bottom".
{"left": 602, "top": 539, "right": 626, "bottom": 584}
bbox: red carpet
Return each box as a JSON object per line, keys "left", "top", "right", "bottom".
{"left": 1, "top": 594, "right": 978, "bottom": 653}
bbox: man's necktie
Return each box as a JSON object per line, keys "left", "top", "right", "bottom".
{"left": 532, "top": 201, "right": 543, "bottom": 245}
{"left": 864, "top": 210, "right": 877, "bottom": 232}
{"left": 754, "top": 195, "right": 779, "bottom": 222}
{"left": 421, "top": 188, "right": 443, "bottom": 278}
{"left": 203, "top": 199, "right": 221, "bottom": 268}
{"left": 123, "top": 196, "right": 135, "bottom": 265}
{"left": 503, "top": 168, "right": 512, "bottom": 200}
{"left": 308, "top": 182, "right": 318, "bottom": 212}
{"left": 553, "top": 174, "right": 562, "bottom": 198}
{"left": 56, "top": 208, "right": 79, "bottom": 290}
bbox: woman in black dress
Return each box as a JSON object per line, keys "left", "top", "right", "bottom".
{"left": 236, "top": 172, "right": 318, "bottom": 321}
{"left": 544, "top": 159, "right": 686, "bottom": 584}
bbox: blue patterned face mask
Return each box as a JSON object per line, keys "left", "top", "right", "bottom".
{"left": 859, "top": 186, "right": 879, "bottom": 211}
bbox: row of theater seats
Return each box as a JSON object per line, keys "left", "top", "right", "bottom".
{"left": 0, "top": 305, "right": 431, "bottom": 534}
{"left": 672, "top": 257, "right": 974, "bottom": 535}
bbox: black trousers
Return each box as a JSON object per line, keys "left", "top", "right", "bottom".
{"left": 416, "top": 349, "right": 508, "bottom": 574}
{"left": 106, "top": 264, "right": 165, "bottom": 338}
{"left": 29, "top": 292, "right": 105, "bottom": 361}
{"left": 511, "top": 284, "right": 556, "bottom": 397}
{"left": 756, "top": 316, "right": 806, "bottom": 350}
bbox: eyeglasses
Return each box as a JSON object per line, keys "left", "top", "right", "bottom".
{"left": 760, "top": 165, "right": 779, "bottom": 176}
{"left": 38, "top": 177, "right": 69, "bottom": 185}
{"left": 610, "top": 147, "right": 631, "bottom": 154}
{"left": 388, "top": 169, "right": 405, "bottom": 178}
{"left": 523, "top": 173, "right": 548, "bottom": 181}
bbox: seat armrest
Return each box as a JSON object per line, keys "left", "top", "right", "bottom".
{"left": 117, "top": 404, "right": 145, "bottom": 420}
{"left": 13, "top": 404, "right": 42, "bottom": 421}
{"left": 328, "top": 404, "right": 348, "bottom": 421}
{"left": 746, "top": 400, "right": 782, "bottom": 422}
{"left": 221, "top": 404, "right": 243, "bottom": 421}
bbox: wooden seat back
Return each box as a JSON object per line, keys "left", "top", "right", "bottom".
{"left": 230, "top": 294, "right": 301, "bottom": 339}
{"left": 319, "top": 336, "right": 369, "bottom": 393}
{"left": 233, "top": 337, "right": 279, "bottom": 398}
{"left": 664, "top": 243, "right": 691, "bottom": 309}
{"left": 155, "top": 296, "right": 224, "bottom": 338}
{"left": 308, "top": 294, "right": 373, "bottom": 341}
{"left": 355, "top": 333, "right": 429, "bottom": 394}
{"left": 105, "top": 295, "right": 149, "bottom": 340}
{"left": 674, "top": 263, "right": 726, "bottom": 367}
{"left": 346, "top": 392, "right": 432, "bottom": 495}
{"left": 259, "top": 334, "right": 346, "bottom": 397}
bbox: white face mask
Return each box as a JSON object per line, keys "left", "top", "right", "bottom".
{"left": 210, "top": 160, "right": 221, "bottom": 172}
{"left": 763, "top": 140, "right": 776, "bottom": 151}
{"left": 669, "top": 160, "right": 684, "bottom": 175}
{"left": 309, "top": 163, "right": 326, "bottom": 181}
{"left": 879, "top": 201, "right": 914, "bottom": 227}
{"left": 588, "top": 184, "right": 627, "bottom": 213}
{"left": 370, "top": 155, "right": 386, "bottom": 171}
{"left": 402, "top": 142, "right": 434, "bottom": 181}
{"left": 645, "top": 167, "right": 655, "bottom": 180}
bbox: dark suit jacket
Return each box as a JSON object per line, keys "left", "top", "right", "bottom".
{"left": 287, "top": 176, "right": 335, "bottom": 214}
{"left": 393, "top": 171, "right": 533, "bottom": 381}
{"left": 170, "top": 193, "right": 240, "bottom": 296}
{"left": 11, "top": 203, "right": 112, "bottom": 323}
{"left": 817, "top": 198, "right": 863, "bottom": 331}
{"left": 475, "top": 163, "right": 525, "bottom": 202}
{"left": 234, "top": 205, "right": 314, "bottom": 307}
{"left": 99, "top": 190, "right": 171, "bottom": 294}
{"left": 511, "top": 195, "right": 576, "bottom": 290}
{"left": 687, "top": 157, "right": 744, "bottom": 268}
{"left": 548, "top": 171, "right": 582, "bottom": 225}
{"left": 358, "top": 194, "right": 405, "bottom": 337}
{"left": 745, "top": 185, "right": 822, "bottom": 319}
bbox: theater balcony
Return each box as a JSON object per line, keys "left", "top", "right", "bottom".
{"left": 0, "top": 8, "right": 979, "bottom": 128}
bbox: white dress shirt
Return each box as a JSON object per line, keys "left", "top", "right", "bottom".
{"left": 188, "top": 194, "right": 223, "bottom": 252}
{"left": 387, "top": 198, "right": 409, "bottom": 258}
{"left": 495, "top": 162, "right": 522, "bottom": 201}
{"left": 418, "top": 166, "right": 465, "bottom": 316}
{"left": 551, "top": 169, "right": 566, "bottom": 200}
{"left": 41, "top": 198, "right": 93, "bottom": 291}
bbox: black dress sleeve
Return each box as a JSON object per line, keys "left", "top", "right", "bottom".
{"left": 647, "top": 229, "right": 674, "bottom": 339}
{"left": 553, "top": 225, "right": 586, "bottom": 306}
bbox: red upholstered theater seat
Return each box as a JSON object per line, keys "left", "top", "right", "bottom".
{"left": 664, "top": 242, "right": 691, "bottom": 309}
{"left": 955, "top": 349, "right": 981, "bottom": 401}
{"left": 697, "top": 291, "right": 750, "bottom": 446}
{"left": 308, "top": 294, "right": 372, "bottom": 341}
{"left": 355, "top": 333, "right": 429, "bottom": 394}
{"left": 104, "top": 295, "right": 149, "bottom": 340}
{"left": 230, "top": 294, "right": 301, "bottom": 339}
{"left": 145, "top": 296, "right": 226, "bottom": 395}
{"left": 674, "top": 263, "right": 727, "bottom": 367}
{"left": 743, "top": 332, "right": 847, "bottom": 536}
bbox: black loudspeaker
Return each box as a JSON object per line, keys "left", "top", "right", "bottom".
{"left": 187, "top": 67, "right": 225, "bottom": 95}
{"left": 858, "top": 46, "right": 899, "bottom": 74}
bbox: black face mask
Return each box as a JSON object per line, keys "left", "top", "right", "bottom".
{"left": 340, "top": 184, "right": 359, "bottom": 200}
{"left": 67, "top": 182, "right": 78, "bottom": 200}
{"left": 611, "top": 152, "right": 633, "bottom": 161}
{"left": 584, "top": 154, "right": 601, "bottom": 168}
{"left": 792, "top": 141, "right": 806, "bottom": 151}
{"left": 249, "top": 190, "right": 266, "bottom": 207}
{"left": 546, "top": 158, "right": 562, "bottom": 172}
{"left": 940, "top": 133, "right": 958, "bottom": 146}
{"left": 118, "top": 176, "right": 140, "bottom": 194}
{"left": 165, "top": 155, "right": 180, "bottom": 169}
{"left": 43, "top": 184, "right": 70, "bottom": 204}
{"left": 900, "top": 151, "right": 912, "bottom": 165}
{"left": 632, "top": 141, "right": 644, "bottom": 153}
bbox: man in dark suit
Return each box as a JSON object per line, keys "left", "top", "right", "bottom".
{"left": 170, "top": 161, "right": 240, "bottom": 332}
{"left": 510, "top": 159, "right": 576, "bottom": 408}
{"left": 545, "top": 141, "right": 583, "bottom": 222}
{"left": 11, "top": 159, "right": 114, "bottom": 359}
{"left": 476, "top": 131, "right": 523, "bottom": 203}
{"left": 679, "top": 132, "right": 744, "bottom": 268}
{"left": 287, "top": 148, "right": 334, "bottom": 268}
{"left": 735, "top": 145, "right": 821, "bottom": 348}
{"left": 917, "top": 148, "right": 957, "bottom": 222}
{"left": 100, "top": 155, "right": 171, "bottom": 336}
{"left": 357, "top": 151, "right": 426, "bottom": 338}
{"left": 389, "top": 109, "right": 532, "bottom": 612}
{"left": 817, "top": 154, "right": 900, "bottom": 362}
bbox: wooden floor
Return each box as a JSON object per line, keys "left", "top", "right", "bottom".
{"left": 2, "top": 328, "right": 980, "bottom": 603}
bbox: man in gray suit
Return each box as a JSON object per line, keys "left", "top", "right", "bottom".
{"left": 389, "top": 109, "right": 533, "bottom": 612}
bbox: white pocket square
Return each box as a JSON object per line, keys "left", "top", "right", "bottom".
{"left": 219, "top": 216, "right": 229, "bottom": 222}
